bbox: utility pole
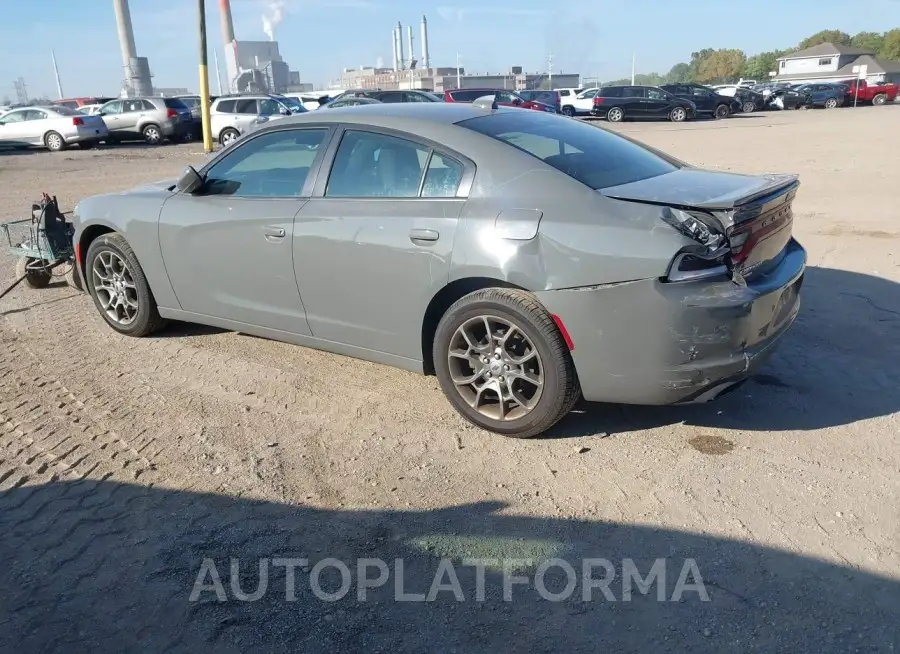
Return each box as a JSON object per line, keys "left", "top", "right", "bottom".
{"left": 631, "top": 52, "right": 635, "bottom": 85}
{"left": 50, "top": 50, "right": 64, "bottom": 99}
{"left": 548, "top": 52, "right": 553, "bottom": 88}
{"left": 456, "top": 53, "right": 461, "bottom": 89}
{"left": 197, "top": 0, "right": 213, "bottom": 152}
{"left": 213, "top": 50, "right": 223, "bottom": 96}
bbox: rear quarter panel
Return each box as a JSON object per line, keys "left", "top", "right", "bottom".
{"left": 74, "top": 186, "right": 180, "bottom": 309}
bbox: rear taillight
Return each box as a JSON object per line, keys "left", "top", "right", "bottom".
{"left": 166, "top": 108, "right": 178, "bottom": 118}
{"left": 593, "top": 97, "right": 604, "bottom": 105}
{"left": 72, "top": 117, "right": 84, "bottom": 126}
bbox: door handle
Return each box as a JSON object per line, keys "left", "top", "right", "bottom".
{"left": 263, "top": 226, "right": 285, "bottom": 240}
{"left": 409, "top": 228, "right": 439, "bottom": 242}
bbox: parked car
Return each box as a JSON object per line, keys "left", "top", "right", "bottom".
{"left": 591, "top": 86, "right": 696, "bottom": 122}
{"left": 660, "top": 83, "right": 737, "bottom": 119}
{"left": 712, "top": 86, "right": 766, "bottom": 113}
{"left": 0, "top": 105, "right": 108, "bottom": 151}
{"left": 559, "top": 88, "right": 600, "bottom": 117}
{"left": 78, "top": 104, "right": 104, "bottom": 116}
{"left": 517, "top": 90, "right": 561, "bottom": 113}
{"left": 792, "top": 83, "right": 846, "bottom": 109}
{"left": 53, "top": 97, "right": 116, "bottom": 110}
{"left": 173, "top": 95, "right": 204, "bottom": 140}
{"left": 72, "top": 104, "right": 806, "bottom": 438}
{"left": 361, "top": 90, "right": 443, "bottom": 104}
{"left": 209, "top": 94, "right": 308, "bottom": 146}
{"left": 284, "top": 92, "right": 334, "bottom": 111}
{"left": 765, "top": 87, "right": 809, "bottom": 110}
{"left": 443, "top": 89, "right": 556, "bottom": 112}
{"left": 98, "top": 97, "right": 193, "bottom": 145}
{"left": 838, "top": 79, "right": 898, "bottom": 106}
{"left": 324, "top": 97, "right": 383, "bottom": 109}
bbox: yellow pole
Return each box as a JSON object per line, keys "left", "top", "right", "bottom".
{"left": 198, "top": 0, "right": 214, "bottom": 153}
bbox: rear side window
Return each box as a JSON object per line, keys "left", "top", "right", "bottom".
{"left": 459, "top": 111, "right": 677, "bottom": 190}
{"left": 235, "top": 99, "right": 258, "bottom": 114}
{"left": 421, "top": 153, "right": 464, "bottom": 197}
{"left": 559, "top": 90, "right": 570, "bottom": 97}
{"left": 326, "top": 130, "right": 428, "bottom": 198}
{"left": 216, "top": 100, "right": 236, "bottom": 113}
{"left": 163, "top": 98, "right": 188, "bottom": 109}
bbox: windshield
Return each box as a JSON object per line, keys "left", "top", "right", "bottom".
{"left": 459, "top": 111, "right": 678, "bottom": 190}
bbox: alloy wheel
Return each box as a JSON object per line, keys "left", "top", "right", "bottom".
{"left": 92, "top": 250, "right": 139, "bottom": 325}
{"left": 671, "top": 107, "right": 686, "bottom": 121}
{"left": 222, "top": 130, "right": 237, "bottom": 146}
{"left": 47, "top": 133, "right": 63, "bottom": 151}
{"left": 825, "top": 98, "right": 837, "bottom": 109}
{"left": 742, "top": 101, "right": 755, "bottom": 113}
{"left": 608, "top": 108, "right": 624, "bottom": 122}
{"left": 447, "top": 315, "right": 544, "bottom": 421}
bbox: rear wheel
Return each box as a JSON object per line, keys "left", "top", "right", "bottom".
{"left": 142, "top": 124, "right": 163, "bottom": 145}
{"left": 873, "top": 94, "right": 888, "bottom": 106}
{"left": 85, "top": 233, "right": 165, "bottom": 337}
{"left": 64, "top": 262, "right": 84, "bottom": 291}
{"left": 714, "top": 103, "right": 729, "bottom": 119}
{"left": 15, "top": 257, "right": 52, "bottom": 289}
{"left": 44, "top": 131, "right": 66, "bottom": 152}
{"left": 433, "top": 288, "right": 580, "bottom": 438}
{"left": 606, "top": 107, "right": 625, "bottom": 122}
{"left": 825, "top": 97, "right": 839, "bottom": 109}
{"left": 669, "top": 106, "right": 687, "bottom": 122}
{"left": 219, "top": 128, "right": 240, "bottom": 147}
{"left": 561, "top": 105, "right": 576, "bottom": 117}
{"left": 742, "top": 100, "right": 756, "bottom": 113}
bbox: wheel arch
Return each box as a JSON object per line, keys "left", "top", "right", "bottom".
{"left": 78, "top": 224, "right": 116, "bottom": 278}
{"left": 421, "top": 276, "right": 528, "bottom": 375}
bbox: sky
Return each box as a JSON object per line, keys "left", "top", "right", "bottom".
{"left": 1, "top": 0, "right": 898, "bottom": 99}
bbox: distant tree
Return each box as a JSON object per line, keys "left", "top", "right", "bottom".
{"left": 880, "top": 29, "right": 900, "bottom": 60}
{"left": 665, "top": 62, "right": 692, "bottom": 83}
{"left": 850, "top": 31, "right": 884, "bottom": 54}
{"left": 687, "top": 48, "right": 715, "bottom": 81}
{"left": 604, "top": 77, "right": 631, "bottom": 86}
{"left": 696, "top": 49, "right": 746, "bottom": 84}
{"left": 797, "top": 30, "right": 851, "bottom": 50}
{"left": 742, "top": 50, "right": 785, "bottom": 81}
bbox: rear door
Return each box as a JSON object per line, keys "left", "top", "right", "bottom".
{"left": 293, "top": 127, "right": 470, "bottom": 358}
{"left": 689, "top": 86, "right": 715, "bottom": 112}
{"left": 232, "top": 98, "right": 260, "bottom": 132}
{"left": 118, "top": 99, "right": 146, "bottom": 136}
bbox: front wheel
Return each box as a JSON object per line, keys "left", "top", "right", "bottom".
{"left": 742, "top": 101, "right": 756, "bottom": 113}
{"left": 714, "top": 104, "right": 729, "bottom": 119}
{"left": 669, "top": 106, "right": 687, "bottom": 122}
{"left": 219, "top": 128, "right": 240, "bottom": 147}
{"left": 873, "top": 94, "right": 887, "bottom": 106}
{"left": 561, "top": 106, "right": 576, "bottom": 117}
{"left": 606, "top": 107, "right": 625, "bottom": 123}
{"left": 433, "top": 288, "right": 581, "bottom": 438}
{"left": 825, "top": 97, "right": 839, "bottom": 109}
{"left": 15, "top": 257, "right": 52, "bottom": 289}
{"left": 84, "top": 233, "right": 166, "bottom": 337}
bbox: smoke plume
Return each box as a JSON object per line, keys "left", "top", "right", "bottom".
{"left": 262, "top": 1, "right": 287, "bottom": 41}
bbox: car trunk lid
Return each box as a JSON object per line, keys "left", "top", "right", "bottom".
{"left": 601, "top": 168, "right": 800, "bottom": 279}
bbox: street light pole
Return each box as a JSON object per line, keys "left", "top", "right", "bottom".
{"left": 197, "top": 0, "right": 214, "bottom": 152}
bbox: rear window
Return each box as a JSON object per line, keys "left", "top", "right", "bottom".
{"left": 163, "top": 98, "right": 189, "bottom": 109}
{"left": 459, "top": 111, "right": 677, "bottom": 190}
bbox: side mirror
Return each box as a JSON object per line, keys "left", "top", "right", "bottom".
{"left": 279, "top": 107, "right": 291, "bottom": 115}
{"left": 513, "top": 98, "right": 522, "bottom": 105}
{"left": 175, "top": 165, "right": 204, "bottom": 194}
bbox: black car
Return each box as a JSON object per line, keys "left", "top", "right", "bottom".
{"left": 590, "top": 85, "right": 696, "bottom": 122}
{"left": 765, "top": 87, "right": 809, "bottom": 110}
{"left": 660, "top": 83, "right": 737, "bottom": 119}
{"left": 730, "top": 87, "right": 767, "bottom": 113}
{"left": 361, "top": 90, "right": 443, "bottom": 103}
{"left": 517, "top": 90, "right": 561, "bottom": 113}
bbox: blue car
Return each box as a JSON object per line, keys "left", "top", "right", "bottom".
{"left": 793, "top": 83, "right": 847, "bottom": 109}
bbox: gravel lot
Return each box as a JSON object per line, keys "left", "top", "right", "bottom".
{"left": 1, "top": 107, "right": 899, "bottom": 652}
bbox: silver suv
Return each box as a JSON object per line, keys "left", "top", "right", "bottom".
{"left": 98, "top": 97, "right": 193, "bottom": 145}
{"left": 209, "top": 94, "right": 307, "bottom": 146}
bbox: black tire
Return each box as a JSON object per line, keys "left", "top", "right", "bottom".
{"left": 669, "top": 106, "right": 688, "bottom": 122}
{"left": 606, "top": 107, "right": 625, "bottom": 123}
{"left": 873, "top": 94, "right": 887, "bottom": 106}
{"left": 44, "top": 131, "right": 66, "bottom": 152}
{"left": 219, "top": 128, "right": 240, "bottom": 147}
{"left": 714, "top": 103, "right": 729, "bottom": 119}
{"left": 15, "top": 257, "right": 52, "bottom": 289}
{"left": 741, "top": 100, "right": 756, "bottom": 113}
{"left": 561, "top": 105, "right": 576, "bottom": 117}
{"left": 142, "top": 124, "right": 163, "bottom": 145}
{"left": 84, "top": 233, "right": 166, "bottom": 337}
{"left": 64, "top": 262, "right": 84, "bottom": 291}
{"left": 433, "top": 288, "right": 581, "bottom": 438}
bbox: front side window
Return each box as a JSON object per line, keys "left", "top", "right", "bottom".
{"left": 24, "top": 110, "right": 48, "bottom": 121}
{"left": 201, "top": 128, "right": 328, "bottom": 198}
{"left": 101, "top": 101, "right": 122, "bottom": 115}
{"left": 597, "top": 87, "right": 620, "bottom": 98}
{"left": 326, "top": 130, "right": 429, "bottom": 198}
{"left": 258, "top": 99, "right": 281, "bottom": 115}
{"left": 216, "top": 100, "right": 236, "bottom": 113}
{"left": 0, "top": 110, "right": 27, "bottom": 124}
{"left": 460, "top": 111, "right": 678, "bottom": 190}
{"left": 646, "top": 89, "right": 667, "bottom": 100}
{"left": 580, "top": 89, "right": 599, "bottom": 99}
{"left": 622, "top": 87, "right": 645, "bottom": 98}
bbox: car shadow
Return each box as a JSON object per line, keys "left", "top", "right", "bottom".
{"left": 548, "top": 265, "right": 900, "bottom": 437}
{"left": 1, "top": 480, "right": 897, "bottom": 652}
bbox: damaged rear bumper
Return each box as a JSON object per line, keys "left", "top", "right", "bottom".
{"left": 535, "top": 238, "right": 807, "bottom": 405}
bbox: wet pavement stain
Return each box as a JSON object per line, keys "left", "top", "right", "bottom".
{"left": 689, "top": 435, "right": 735, "bottom": 455}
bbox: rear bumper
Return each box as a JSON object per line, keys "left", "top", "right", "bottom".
{"left": 535, "top": 238, "right": 807, "bottom": 405}
{"left": 68, "top": 126, "right": 108, "bottom": 143}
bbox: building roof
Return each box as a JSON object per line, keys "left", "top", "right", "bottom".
{"left": 774, "top": 54, "right": 900, "bottom": 81}
{"left": 778, "top": 42, "right": 874, "bottom": 60}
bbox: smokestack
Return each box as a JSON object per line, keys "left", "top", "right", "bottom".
{"left": 407, "top": 25, "right": 414, "bottom": 68}
{"left": 420, "top": 15, "right": 430, "bottom": 70}
{"left": 219, "top": 0, "right": 236, "bottom": 44}
{"left": 51, "top": 49, "right": 64, "bottom": 99}
{"left": 391, "top": 29, "right": 398, "bottom": 71}
{"left": 112, "top": 0, "right": 137, "bottom": 69}
{"left": 397, "top": 21, "right": 405, "bottom": 69}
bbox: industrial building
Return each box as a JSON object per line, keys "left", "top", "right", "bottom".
{"left": 332, "top": 16, "right": 580, "bottom": 93}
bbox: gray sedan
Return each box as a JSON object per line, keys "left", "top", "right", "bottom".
{"left": 72, "top": 104, "right": 806, "bottom": 438}
{"left": 0, "top": 105, "right": 108, "bottom": 151}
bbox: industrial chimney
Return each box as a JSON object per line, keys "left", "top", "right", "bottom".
{"left": 407, "top": 25, "right": 415, "bottom": 68}
{"left": 391, "top": 29, "right": 399, "bottom": 71}
{"left": 420, "top": 15, "right": 430, "bottom": 70}
{"left": 219, "top": 0, "right": 236, "bottom": 43}
{"left": 396, "top": 21, "right": 405, "bottom": 69}
{"left": 112, "top": 0, "right": 152, "bottom": 96}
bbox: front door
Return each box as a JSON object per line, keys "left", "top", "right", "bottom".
{"left": 99, "top": 100, "right": 125, "bottom": 137}
{"left": 157, "top": 126, "right": 333, "bottom": 334}
{"left": 645, "top": 87, "right": 674, "bottom": 117}
{"left": 0, "top": 109, "right": 32, "bottom": 145}
{"left": 294, "top": 128, "right": 467, "bottom": 359}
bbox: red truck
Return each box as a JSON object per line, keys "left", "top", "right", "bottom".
{"left": 839, "top": 79, "right": 898, "bottom": 106}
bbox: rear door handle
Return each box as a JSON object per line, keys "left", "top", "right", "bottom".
{"left": 263, "top": 226, "right": 285, "bottom": 240}
{"left": 409, "top": 228, "right": 439, "bottom": 242}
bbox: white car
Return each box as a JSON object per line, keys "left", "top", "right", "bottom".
{"left": 283, "top": 92, "right": 333, "bottom": 111}
{"left": 558, "top": 88, "right": 600, "bottom": 116}
{"left": 0, "top": 105, "right": 108, "bottom": 151}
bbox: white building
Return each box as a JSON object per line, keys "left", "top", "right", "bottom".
{"left": 774, "top": 42, "right": 900, "bottom": 85}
